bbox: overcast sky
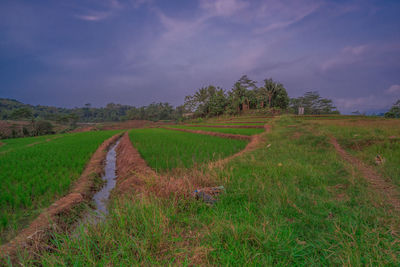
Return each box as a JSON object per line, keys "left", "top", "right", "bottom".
{"left": 0, "top": 0, "right": 399, "bottom": 113}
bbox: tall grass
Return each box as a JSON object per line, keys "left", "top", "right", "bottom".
{"left": 129, "top": 128, "right": 247, "bottom": 172}
{"left": 0, "top": 130, "right": 120, "bottom": 243}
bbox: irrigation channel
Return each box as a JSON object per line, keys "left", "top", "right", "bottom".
{"left": 91, "top": 139, "right": 120, "bottom": 220}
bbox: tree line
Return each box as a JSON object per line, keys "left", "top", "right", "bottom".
{"left": 184, "top": 75, "right": 339, "bottom": 117}
{"left": 0, "top": 99, "right": 184, "bottom": 123}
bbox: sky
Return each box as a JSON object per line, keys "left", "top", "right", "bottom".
{"left": 0, "top": 0, "right": 399, "bottom": 114}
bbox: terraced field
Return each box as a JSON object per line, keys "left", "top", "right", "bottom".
{"left": 21, "top": 115, "right": 400, "bottom": 266}
{"left": 3, "top": 115, "right": 400, "bottom": 266}
{"left": 184, "top": 122, "right": 266, "bottom": 126}
{"left": 128, "top": 128, "right": 248, "bottom": 172}
{"left": 164, "top": 125, "right": 264, "bottom": 135}
{"left": 0, "top": 130, "right": 120, "bottom": 243}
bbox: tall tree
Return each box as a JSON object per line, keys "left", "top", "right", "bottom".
{"left": 184, "top": 85, "right": 227, "bottom": 117}
{"left": 290, "top": 91, "right": 339, "bottom": 114}
{"left": 262, "top": 78, "right": 289, "bottom": 109}
{"left": 385, "top": 100, "right": 400, "bottom": 118}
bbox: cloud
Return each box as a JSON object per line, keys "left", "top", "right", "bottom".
{"left": 199, "top": 0, "right": 248, "bottom": 17}
{"left": 321, "top": 44, "right": 369, "bottom": 71}
{"left": 385, "top": 84, "right": 400, "bottom": 95}
{"left": 157, "top": 11, "right": 207, "bottom": 42}
{"left": 253, "top": 2, "right": 320, "bottom": 34}
{"left": 75, "top": 0, "right": 124, "bottom": 22}
{"left": 75, "top": 11, "right": 112, "bottom": 21}
{"left": 334, "top": 94, "right": 392, "bottom": 113}
{"left": 252, "top": 0, "right": 320, "bottom": 34}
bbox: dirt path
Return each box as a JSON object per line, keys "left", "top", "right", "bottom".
{"left": 183, "top": 124, "right": 264, "bottom": 129}
{"left": 330, "top": 137, "right": 400, "bottom": 211}
{"left": 162, "top": 127, "right": 251, "bottom": 140}
{"left": 209, "top": 125, "right": 271, "bottom": 168}
{"left": 115, "top": 133, "right": 201, "bottom": 198}
{"left": 0, "top": 133, "right": 122, "bottom": 261}
{"left": 115, "top": 132, "right": 156, "bottom": 194}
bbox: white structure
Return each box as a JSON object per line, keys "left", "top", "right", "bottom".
{"left": 298, "top": 107, "right": 304, "bottom": 115}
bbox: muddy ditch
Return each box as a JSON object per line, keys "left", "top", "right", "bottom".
{"left": 0, "top": 133, "right": 122, "bottom": 261}
{"left": 91, "top": 139, "right": 120, "bottom": 218}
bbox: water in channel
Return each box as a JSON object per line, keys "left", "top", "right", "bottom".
{"left": 92, "top": 140, "right": 120, "bottom": 219}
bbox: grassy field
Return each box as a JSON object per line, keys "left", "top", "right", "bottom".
{"left": 129, "top": 128, "right": 248, "bottom": 172}
{"left": 165, "top": 125, "right": 265, "bottom": 135}
{"left": 0, "top": 130, "right": 120, "bottom": 243}
{"left": 0, "top": 134, "right": 61, "bottom": 153}
{"left": 190, "top": 117, "right": 272, "bottom": 123}
{"left": 184, "top": 122, "right": 266, "bottom": 126}
{"left": 306, "top": 118, "right": 400, "bottom": 187}
{"left": 23, "top": 116, "right": 400, "bottom": 265}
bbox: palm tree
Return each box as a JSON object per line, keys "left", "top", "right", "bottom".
{"left": 264, "top": 78, "right": 278, "bottom": 108}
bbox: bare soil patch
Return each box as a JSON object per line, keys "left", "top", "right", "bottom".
{"left": 184, "top": 124, "right": 264, "bottom": 129}
{"left": 163, "top": 127, "right": 251, "bottom": 141}
{"left": 0, "top": 133, "right": 122, "bottom": 261}
{"left": 330, "top": 137, "right": 400, "bottom": 211}
{"left": 71, "top": 126, "right": 96, "bottom": 133}
{"left": 292, "top": 132, "right": 303, "bottom": 139}
{"left": 101, "top": 120, "right": 169, "bottom": 131}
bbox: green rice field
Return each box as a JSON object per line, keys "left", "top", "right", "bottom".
{"left": 165, "top": 125, "right": 265, "bottom": 135}
{"left": 26, "top": 116, "right": 400, "bottom": 266}
{"left": 0, "top": 130, "right": 120, "bottom": 243}
{"left": 129, "top": 128, "right": 247, "bottom": 172}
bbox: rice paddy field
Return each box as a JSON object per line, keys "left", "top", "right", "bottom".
{"left": 2, "top": 115, "right": 400, "bottom": 266}
{"left": 20, "top": 115, "right": 400, "bottom": 266}
{"left": 184, "top": 122, "right": 266, "bottom": 126}
{"left": 0, "top": 134, "right": 61, "bottom": 153}
{"left": 0, "top": 130, "right": 120, "bottom": 243}
{"left": 128, "top": 128, "right": 248, "bottom": 172}
{"left": 164, "top": 125, "right": 264, "bottom": 135}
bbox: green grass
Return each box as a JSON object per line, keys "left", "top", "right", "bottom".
{"left": 0, "top": 134, "right": 60, "bottom": 153}
{"left": 306, "top": 117, "right": 400, "bottom": 188}
{"left": 165, "top": 125, "right": 264, "bottom": 135}
{"left": 129, "top": 128, "right": 247, "bottom": 172}
{"left": 185, "top": 122, "right": 266, "bottom": 126}
{"left": 0, "top": 130, "right": 120, "bottom": 244}
{"left": 24, "top": 117, "right": 400, "bottom": 265}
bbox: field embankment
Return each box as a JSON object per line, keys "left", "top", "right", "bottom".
{"left": 0, "top": 131, "right": 121, "bottom": 255}
{"left": 6, "top": 116, "right": 400, "bottom": 265}
{"left": 128, "top": 128, "right": 248, "bottom": 172}
{"left": 162, "top": 127, "right": 252, "bottom": 140}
